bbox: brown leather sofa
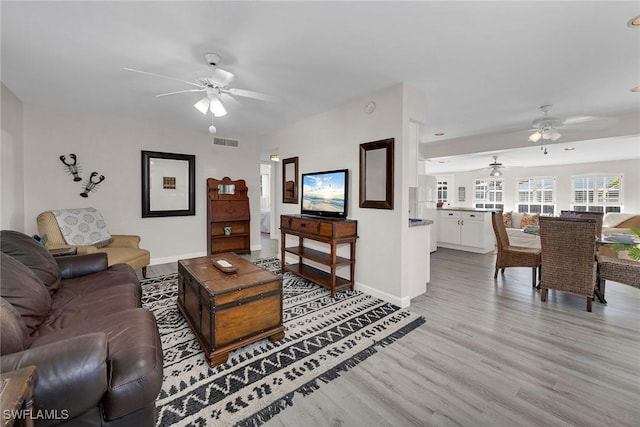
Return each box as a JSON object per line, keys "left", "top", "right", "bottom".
{"left": 0, "top": 230, "right": 162, "bottom": 426}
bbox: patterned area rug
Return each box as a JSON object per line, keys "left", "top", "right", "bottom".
{"left": 141, "top": 258, "right": 425, "bottom": 427}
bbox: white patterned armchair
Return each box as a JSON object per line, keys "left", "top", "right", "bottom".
{"left": 36, "top": 208, "right": 150, "bottom": 277}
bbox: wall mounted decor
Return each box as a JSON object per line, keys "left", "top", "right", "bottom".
{"left": 80, "top": 172, "right": 106, "bottom": 198}
{"left": 141, "top": 150, "right": 195, "bottom": 218}
{"left": 282, "top": 156, "right": 299, "bottom": 204}
{"left": 458, "top": 186, "right": 466, "bottom": 202}
{"left": 359, "top": 138, "right": 394, "bottom": 209}
{"left": 59, "top": 154, "right": 82, "bottom": 181}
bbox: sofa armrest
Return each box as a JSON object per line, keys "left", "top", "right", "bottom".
{"left": 108, "top": 235, "right": 141, "bottom": 249}
{"left": 56, "top": 253, "right": 109, "bottom": 279}
{"left": 0, "top": 333, "right": 108, "bottom": 422}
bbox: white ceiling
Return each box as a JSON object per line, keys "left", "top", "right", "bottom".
{"left": 423, "top": 135, "right": 640, "bottom": 174}
{"left": 2, "top": 1, "right": 640, "bottom": 165}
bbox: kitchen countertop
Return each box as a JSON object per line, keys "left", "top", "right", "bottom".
{"left": 408, "top": 218, "right": 434, "bottom": 227}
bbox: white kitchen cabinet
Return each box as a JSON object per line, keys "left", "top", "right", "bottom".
{"left": 408, "top": 221, "right": 431, "bottom": 299}
{"left": 437, "top": 210, "right": 495, "bottom": 253}
{"left": 439, "top": 211, "right": 461, "bottom": 244}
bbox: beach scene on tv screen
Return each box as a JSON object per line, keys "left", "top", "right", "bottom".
{"left": 302, "top": 172, "right": 345, "bottom": 213}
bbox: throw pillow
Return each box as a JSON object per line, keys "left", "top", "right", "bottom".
{"left": 532, "top": 213, "right": 540, "bottom": 226}
{"left": 0, "top": 253, "right": 51, "bottom": 334}
{"left": 51, "top": 207, "right": 112, "bottom": 247}
{"left": 520, "top": 213, "right": 540, "bottom": 227}
{"left": 511, "top": 212, "right": 524, "bottom": 229}
{"left": 502, "top": 211, "right": 513, "bottom": 228}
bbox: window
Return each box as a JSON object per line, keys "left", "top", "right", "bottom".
{"left": 436, "top": 176, "right": 452, "bottom": 204}
{"left": 571, "top": 174, "right": 623, "bottom": 213}
{"left": 474, "top": 179, "right": 504, "bottom": 210}
{"left": 516, "top": 177, "right": 555, "bottom": 215}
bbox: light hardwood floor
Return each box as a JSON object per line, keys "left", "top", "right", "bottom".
{"left": 144, "top": 242, "right": 640, "bottom": 427}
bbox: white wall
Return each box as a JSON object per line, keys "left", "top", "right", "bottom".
{"left": 436, "top": 159, "right": 640, "bottom": 213}
{"left": 260, "top": 84, "right": 426, "bottom": 307}
{"left": 20, "top": 104, "right": 262, "bottom": 264}
{"left": 1, "top": 83, "right": 26, "bottom": 231}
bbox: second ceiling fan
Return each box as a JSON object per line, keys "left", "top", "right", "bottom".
{"left": 125, "top": 52, "right": 279, "bottom": 122}
{"left": 488, "top": 156, "right": 504, "bottom": 177}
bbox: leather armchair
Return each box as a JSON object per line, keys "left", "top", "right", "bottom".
{"left": 37, "top": 210, "right": 150, "bottom": 277}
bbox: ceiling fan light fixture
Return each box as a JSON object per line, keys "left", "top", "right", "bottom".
{"left": 194, "top": 97, "right": 210, "bottom": 115}
{"left": 546, "top": 128, "right": 562, "bottom": 141}
{"left": 529, "top": 131, "right": 542, "bottom": 143}
{"left": 209, "top": 97, "right": 227, "bottom": 117}
{"left": 489, "top": 167, "right": 502, "bottom": 177}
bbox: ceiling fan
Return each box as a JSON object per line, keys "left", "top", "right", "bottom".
{"left": 526, "top": 105, "right": 602, "bottom": 153}
{"left": 125, "top": 53, "right": 279, "bottom": 131}
{"left": 488, "top": 156, "right": 504, "bottom": 177}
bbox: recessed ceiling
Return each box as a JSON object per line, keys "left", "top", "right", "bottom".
{"left": 2, "top": 1, "right": 639, "bottom": 153}
{"left": 423, "top": 136, "right": 640, "bottom": 174}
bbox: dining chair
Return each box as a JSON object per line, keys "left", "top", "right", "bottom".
{"left": 538, "top": 217, "right": 597, "bottom": 311}
{"left": 560, "top": 210, "right": 604, "bottom": 239}
{"left": 491, "top": 212, "right": 542, "bottom": 287}
{"left": 596, "top": 252, "right": 640, "bottom": 299}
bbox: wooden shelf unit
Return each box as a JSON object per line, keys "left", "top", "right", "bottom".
{"left": 207, "top": 177, "right": 251, "bottom": 254}
{"left": 280, "top": 214, "right": 358, "bottom": 298}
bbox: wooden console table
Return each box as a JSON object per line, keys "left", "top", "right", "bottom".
{"left": 280, "top": 215, "right": 358, "bottom": 298}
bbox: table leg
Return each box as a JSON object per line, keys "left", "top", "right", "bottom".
{"left": 594, "top": 286, "right": 607, "bottom": 304}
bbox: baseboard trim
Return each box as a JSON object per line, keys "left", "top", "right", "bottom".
{"left": 436, "top": 242, "right": 494, "bottom": 254}
{"left": 150, "top": 252, "right": 207, "bottom": 266}
{"left": 355, "top": 281, "right": 410, "bottom": 308}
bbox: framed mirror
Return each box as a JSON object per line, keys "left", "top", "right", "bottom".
{"left": 282, "top": 156, "right": 299, "bottom": 204}
{"left": 141, "top": 150, "right": 195, "bottom": 218}
{"left": 359, "top": 138, "right": 394, "bottom": 209}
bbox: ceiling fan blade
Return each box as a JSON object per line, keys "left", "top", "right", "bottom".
{"left": 226, "top": 88, "right": 281, "bottom": 103}
{"left": 124, "top": 68, "right": 205, "bottom": 89}
{"left": 563, "top": 116, "right": 598, "bottom": 125}
{"left": 220, "top": 93, "right": 243, "bottom": 109}
{"left": 210, "top": 68, "right": 235, "bottom": 87}
{"left": 156, "top": 88, "right": 206, "bottom": 97}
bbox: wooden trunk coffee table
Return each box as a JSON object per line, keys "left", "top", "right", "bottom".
{"left": 177, "top": 253, "right": 285, "bottom": 367}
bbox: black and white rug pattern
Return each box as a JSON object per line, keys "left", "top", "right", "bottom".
{"left": 141, "top": 258, "right": 425, "bottom": 427}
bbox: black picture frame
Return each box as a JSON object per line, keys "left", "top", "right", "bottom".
{"left": 141, "top": 150, "right": 195, "bottom": 218}
{"left": 282, "top": 156, "right": 299, "bottom": 204}
{"left": 359, "top": 138, "right": 394, "bottom": 209}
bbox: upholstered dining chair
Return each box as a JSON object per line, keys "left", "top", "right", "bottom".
{"left": 596, "top": 250, "right": 640, "bottom": 299}
{"left": 37, "top": 208, "right": 150, "bottom": 277}
{"left": 560, "top": 210, "right": 604, "bottom": 239}
{"left": 539, "top": 217, "right": 598, "bottom": 312}
{"left": 491, "top": 212, "right": 542, "bottom": 287}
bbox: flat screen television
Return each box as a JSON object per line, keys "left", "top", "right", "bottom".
{"left": 301, "top": 169, "right": 349, "bottom": 219}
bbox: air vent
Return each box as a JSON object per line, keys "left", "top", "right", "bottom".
{"left": 213, "top": 137, "right": 239, "bottom": 147}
